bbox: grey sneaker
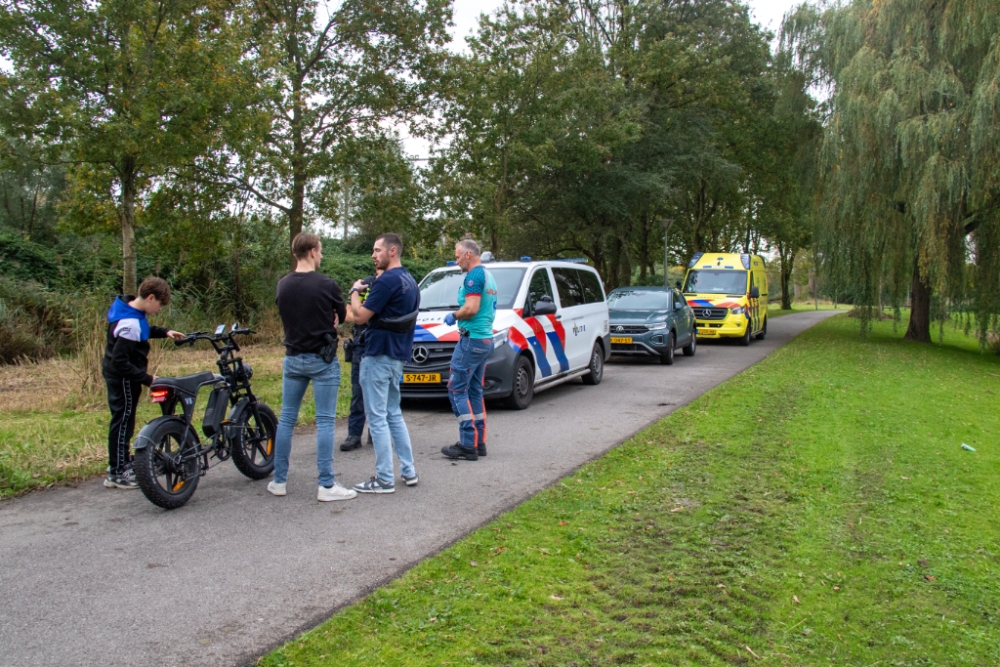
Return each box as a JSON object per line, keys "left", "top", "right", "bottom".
{"left": 401, "top": 473, "right": 418, "bottom": 487}
{"left": 104, "top": 466, "right": 138, "bottom": 489}
{"left": 353, "top": 476, "right": 395, "bottom": 494}
{"left": 266, "top": 481, "right": 287, "bottom": 496}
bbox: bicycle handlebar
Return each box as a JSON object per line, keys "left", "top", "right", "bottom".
{"left": 174, "top": 328, "right": 255, "bottom": 347}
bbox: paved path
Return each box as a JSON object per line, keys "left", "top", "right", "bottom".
{"left": 0, "top": 311, "right": 838, "bottom": 667}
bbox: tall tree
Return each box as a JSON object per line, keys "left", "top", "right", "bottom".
{"left": 783, "top": 0, "right": 1000, "bottom": 341}
{"left": 0, "top": 0, "right": 248, "bottom": 294}
{"left": 231, "top": 0, "right": 449, "bottom": 267}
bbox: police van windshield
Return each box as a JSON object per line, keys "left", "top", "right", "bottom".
{"left": 607, "top": 290, "right": 672, "bottom": 311}
{"left": 683, "top": 270, "right": 748, "bottom": 295}
{"left": 418, "top": 267, "right": 526, "bottom": 310}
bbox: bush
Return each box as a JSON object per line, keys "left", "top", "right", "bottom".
{"left": 0, "top": 277, "right": 79, "bottom": 363}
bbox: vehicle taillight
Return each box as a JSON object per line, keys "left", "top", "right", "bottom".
{"left": 150, "top": 389, "right": 169, "bottom": 403}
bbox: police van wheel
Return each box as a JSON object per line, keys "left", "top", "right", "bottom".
{"left": 502, "top": 355, "right": 534, "bottom": 410}
{"left": 755, "top": 318, "right": 767, "bottom": 340}
{"left": 581, "top": 343, "right": 604, "bottom": 385}
{"left": 660, "top": 333, "right": 675, "bottom": 365}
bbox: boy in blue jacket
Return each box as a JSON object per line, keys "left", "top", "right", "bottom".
{"left": 102, "top": 277, "right": 185, "bottom": 489}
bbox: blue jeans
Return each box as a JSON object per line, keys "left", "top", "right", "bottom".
{"left": 274, "top": 353, "right": 340, "bottom": 487}
{"left": 448, "top": 336, "right": 494, "bottom": 450}
{"left": 348, "top": 349, "right": 366, "bottom": 437}
{"left": 359, "top": 354, "right": 415, "bottom": 483}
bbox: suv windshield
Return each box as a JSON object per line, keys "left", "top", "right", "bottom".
{"left": 683, "top": 270, "right": 747, "bottom": 295}
{"left": 418, "top": 267, "right": 526, "bottom": 310}
{"left": 607, "top": 290, "right": 671, "bottom": 311}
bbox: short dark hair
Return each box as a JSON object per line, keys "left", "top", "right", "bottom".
{"left": 138, "top": 277, "right": 171, "bottom": 305}
{"left": 376, "top": 233, "right": 403, "bottom": 256}
{"left": 292, "top": 232, "right": 321, "bottom": 260}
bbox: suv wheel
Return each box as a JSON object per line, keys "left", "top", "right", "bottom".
{"left": 502, "top": 355, "right": 534, "bottom": 409}
{"left": 660, "top": 332, "right": 675, "bottom": 365}
{"left": 581, "top": 343, "right": 604, "bottom": 385}
{"left": 682, "top": 332, "right": 696, "bottom": 357}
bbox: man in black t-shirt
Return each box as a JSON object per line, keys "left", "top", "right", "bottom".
{"left": 270, "top": 232, "right": 356, "bottom": 502}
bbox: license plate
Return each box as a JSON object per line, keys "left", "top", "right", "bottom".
{"left": 698, "top": 328, "right": 711, "bottom": 335}
{"left": 403, "top": 373, "right": 441, "bottom": 383}
{"left": 610, "top": 336, "right": 632, "bottom": 344}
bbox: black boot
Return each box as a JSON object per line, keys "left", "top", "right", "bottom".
{"left": 477, "top": 441, "right": 487, "bottom": 457}
{"left": 340, "top": 434, "right": 362, "bottom": 451}
{"left": 441, "top": 443, "right": 478, "bottom": 461}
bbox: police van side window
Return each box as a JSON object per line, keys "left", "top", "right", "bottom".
{"left": 577, "top": 269, "right": 605, "bottom": 304}
{"left": 552, "top": 267, "right": 583, "bottom": 307}
{"left": 526, "top": 269, "right": 554, "bottom": 316}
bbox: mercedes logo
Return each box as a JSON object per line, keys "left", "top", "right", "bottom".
{"left": 411, "top": 346, "right": 429, "bottom": 364}
{"left": 615, "top": 326, "right": 624, "bottom": 333}
{"left": 701, "top": 309, "right": 713, "bottom": 318}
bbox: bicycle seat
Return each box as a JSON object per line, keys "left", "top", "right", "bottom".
{"left": 152, "top": 371, "right": 222, "bottom": 396}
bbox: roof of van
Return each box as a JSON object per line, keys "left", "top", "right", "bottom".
{"left": 427, "top": 259, "right": 601, "bottom": 272}
{"left": 686, "top": 252, "right": 766, "bottom": 270}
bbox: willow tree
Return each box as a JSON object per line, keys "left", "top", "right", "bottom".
{"left": 782, "top": 0, "right": 1000, "bottom": 342}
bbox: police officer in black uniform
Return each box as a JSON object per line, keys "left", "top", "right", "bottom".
{"left": 340, "top": 267, "right": 382, "bottom": 451}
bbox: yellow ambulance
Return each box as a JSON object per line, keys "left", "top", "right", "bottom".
{"left": 682, "top": 252, "right": 768, "bottom": 345}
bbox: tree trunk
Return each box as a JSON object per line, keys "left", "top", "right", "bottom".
{"left": 780, "top": 256, "right": 793, "bottom": 310}
{"left": 120, "top": 159, "right": 138, "bottom": 295}
{"left": 904, "top": 254, "right": 932, "bottom": 342}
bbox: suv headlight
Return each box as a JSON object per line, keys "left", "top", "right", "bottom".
{"left": 647, "top": 322, "right": 667, "bottom": 330}
{"left": 730, "top": 306, "right": 745, "bottom": 316}
{"left": 493, "top": 329, "right": 509, "bottom": 347}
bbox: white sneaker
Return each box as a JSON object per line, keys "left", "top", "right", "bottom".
{"left": 267, "top": 481, "right": 286, "bottom": 496}
{"left": 318, "top": 483, "right": 357, "bottom": 502}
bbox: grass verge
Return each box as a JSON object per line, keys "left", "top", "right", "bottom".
{"left": 0, "top": 344, "right": 352, "bottom": 497}
{"left": 261, "top": 314, "right": 1000, "bottom": 667}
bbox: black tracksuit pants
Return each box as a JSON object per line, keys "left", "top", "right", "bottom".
{"left": 106, "top": 376, "right": 144, "bottom": 474}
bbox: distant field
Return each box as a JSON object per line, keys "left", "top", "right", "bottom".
{"left": 261, "top": 314, "right": 1000, "bottom": 667}
{"left": 0, "top": 344, "right": 351, "bottom": 497}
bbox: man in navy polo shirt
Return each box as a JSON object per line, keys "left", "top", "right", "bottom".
{"left": 347, "top": 233, "right": 420, "bottom": 493}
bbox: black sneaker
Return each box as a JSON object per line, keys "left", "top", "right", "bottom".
{"left": 104, "top": 466, "right": 138, "bottom": 489}
{"left": 353, "top": 476, "right": 395, "bottom": 494}
{"left": 401, "top": 473, "right": 418, "bottom": 487}
{"left": 441, "top": 444, "right": 478, "bottom": 461}
{"left": 340, "top": 435, "right": 362, "bottom": 452}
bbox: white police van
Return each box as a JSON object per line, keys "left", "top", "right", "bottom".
{"left": 401, "top": 257, "right": 611, "bottom": 409}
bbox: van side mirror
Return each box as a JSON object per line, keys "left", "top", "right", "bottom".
{"left": 749, "top": 286, "right": 760, "bottom": 299}
{"left": 533, "top": 295, "right": 557, "bottom": 316}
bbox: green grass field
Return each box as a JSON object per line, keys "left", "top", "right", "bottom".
{"left": 0, "top": 345, "right": 352, "bottom": 497}
{"left": 261, "top": 315, "right": 1000, "bottom": 667}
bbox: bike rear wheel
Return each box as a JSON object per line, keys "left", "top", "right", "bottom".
{"left": 134, "top": 420, "right": 201, "bottom": 510}
{"left": 230, "top": 403, "right": 277, "bottom": 480}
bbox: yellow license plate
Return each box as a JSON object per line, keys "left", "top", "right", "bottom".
{"left": 610, "top": 336, "right": 633, "bottom": 344}
{"left": 403, "top": 373, "right": 441, "bottom": 383}
{"left": 698, "top": 328, "right": 712, "bottom": 335}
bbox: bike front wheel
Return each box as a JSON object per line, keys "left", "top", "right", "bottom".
{"left": 134, "top": 419, "right": 201, "bottom": 509}
{"left": 230, "top": 402, "right": 277, "bottom": 480}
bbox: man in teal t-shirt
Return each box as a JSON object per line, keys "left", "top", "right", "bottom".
{"left": 441, "top": 239, "right": 497, "bottom": 461}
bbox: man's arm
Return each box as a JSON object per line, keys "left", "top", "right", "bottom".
{"left": 330, "top": 280, "right": 347, "bottom": 327}
{"left": 350, "top": 279, "right": 376, "bottom": 325}
{"left": 454, "top": 295, "right": 481, "bottom": 320}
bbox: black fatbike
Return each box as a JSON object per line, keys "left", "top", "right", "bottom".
{"left": 133, "top": 324, "right": 276, "bottom": 509}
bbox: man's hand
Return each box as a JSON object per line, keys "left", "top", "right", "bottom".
{"left": 352, "top": 279, "right": 368, "bottom": 292}
{"left": 444, "top": 312, "right": 457, "bottom": 326}
{"left": 166, "top": 330, "right": 185, "bottom": 340}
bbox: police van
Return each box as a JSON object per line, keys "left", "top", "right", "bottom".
{"left": 401, "top": 258, "right": 611, "bottom": 409}
{"left": 682, "top": 252, "right": 769, "bottom": 345}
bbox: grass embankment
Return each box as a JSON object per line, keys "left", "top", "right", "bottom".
{"left": 262, "top": 315, "right": 1000, "bottom": 667}
{"left": 768, "top": 303, "right": 852, "bottom": 319}
{"left": 0, "top": 344, "right": 352, "bottom": 497}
